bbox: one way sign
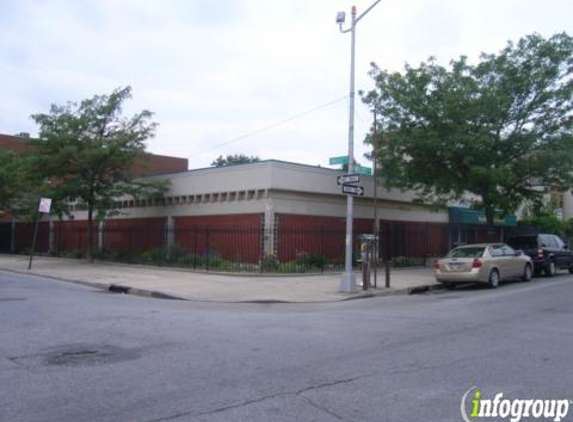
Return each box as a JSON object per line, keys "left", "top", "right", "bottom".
{"left": 342, "top": 184, "right": 364, "bottom": 196}
{"left": 337, "top": 174, "right": 360, "bottom": 186}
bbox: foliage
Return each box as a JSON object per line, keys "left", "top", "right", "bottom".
{"left": 390, "top": 256, "right": 424, "bottom": 267}
{"left": 295, "top": 251, "right": 329, "bottom": 269}
{"left": 31, "top": 86, "right": 167, "bottom": 261}
{"left": 211, "top": 154, "right": 260, "bottom": 167}
{"left": 362, "top": 33, "right": 573, "bottom": 225}
{"left": 260, "top": 253, "right": 279, "bottom": 272}
{"left": 0, "top": 149, "right": 39, "bottom": 215}
{"left": 517, "top": 215, "right": 573, "bottom": 239}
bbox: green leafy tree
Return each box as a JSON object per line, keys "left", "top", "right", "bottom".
{"left": 31, "top": 86, "right": 167, "bottom": 261}
{"left": 362, "top": 33, "right": 573, "bottom": 225}
{"left": 0, "top": 150, "right": 37, "bottom": 215}
{"left": 211, "top": 154, "right": 260, "bottom": 167}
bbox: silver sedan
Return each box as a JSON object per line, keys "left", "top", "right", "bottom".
{"left": 434, "top": 243, "right": 533, "bottom": 288}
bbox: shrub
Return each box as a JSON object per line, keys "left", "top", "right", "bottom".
{"left": 390, "top": 256, "right": 423, "bottom": 267}
{"left": 261, "top": 253, "right": 279, "bottom": 272}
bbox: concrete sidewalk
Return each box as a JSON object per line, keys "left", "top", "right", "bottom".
{"left": 0, "top": 254, "right": 442, "bottom": 303}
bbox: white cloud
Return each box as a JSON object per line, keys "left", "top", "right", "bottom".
{"left": 1, "top": 0, "right": 572, "bottom": 169}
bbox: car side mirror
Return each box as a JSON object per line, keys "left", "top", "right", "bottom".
{"left": 515, "top": 250, "right": 524, "bottom": 256}
{"left": 564, "top": 244, "right": 569, "bottom": 250}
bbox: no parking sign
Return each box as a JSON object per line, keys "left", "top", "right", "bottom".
{"left": 38, "top": 198, "right": 52, "bottom": 213}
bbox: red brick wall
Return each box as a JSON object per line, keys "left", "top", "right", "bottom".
{"left": 276, "top": 214, "right": 374, "bottom": 263}
{"left": 0, "top": 133, "right": 188, "bottom": 176}
{"left": 53, "top": 221, "right": 97, "bottom": 252}
{"left": 14, "top": 222, "right": 50, "bottom": 253}
{"left": 103, "top": 218, "right": 166, "bottom": 252}
{"left": 276, "top": 214, "right": 449, "bottom": 263}
{"left": 174, "top": 214, "right": 263, "bottom": 264}
{"left": 0, "top": 134, "right": 34, "bottom": 152}
{"left": 128, "top": 153, "right": 188, "bottom": 176}
{"left": 377, "top": 220, "right": 449, "bottom": 260}
{"left": 425, "top": 223, "right": 449, "bottom": 257}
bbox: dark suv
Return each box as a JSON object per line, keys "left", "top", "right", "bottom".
{"left": 506, "top": 234, "right": 573, "bottom": 277}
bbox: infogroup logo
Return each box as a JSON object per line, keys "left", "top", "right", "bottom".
{"left": 461, "top": 387, "right": 572, "bottom": 422}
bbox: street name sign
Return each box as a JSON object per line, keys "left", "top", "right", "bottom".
{"left": 337, "top": 174, "right": 360, "bottom": 186}
{"left": 342, "top": 184, "right": 364, "bottom": 196}
{"left": 329, "top": 155, "right": 349, "bottom": 165}
{"left": 355, "top": 164, "right": 372, "bottom": 175}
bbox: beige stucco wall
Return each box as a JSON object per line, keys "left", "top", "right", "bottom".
{"left": 65, "top": 160, "right": 448, "bottom": 224}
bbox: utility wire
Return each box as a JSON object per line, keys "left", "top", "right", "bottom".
{"left": 190, "top": 95, "right": 348, "bottom": 157}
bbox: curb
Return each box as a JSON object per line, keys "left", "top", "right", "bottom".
{"left": 0, "top": 266, "right": 442, "bottom": 304}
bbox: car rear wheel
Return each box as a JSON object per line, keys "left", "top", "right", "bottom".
{"left": 522, "top": 264, "right": 532, "bottom": 282}
{"left": 545, "top": 259, "right": 556, "bottom": 277}
{"left": 568, "top": 265, "right": 573, "bottom": 274}
{"left": 488, "top": 269, "right": 500, "bottom": 289}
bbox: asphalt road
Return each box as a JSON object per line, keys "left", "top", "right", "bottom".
{"left": 1, "top": 271, "right": 572, "bottom": 422}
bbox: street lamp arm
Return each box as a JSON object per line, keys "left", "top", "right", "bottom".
{"left": 338, "top": 0, "right": 383, "bottom": 33}
{"left": 355, "top": 0, "right": 383, "bottom": 24}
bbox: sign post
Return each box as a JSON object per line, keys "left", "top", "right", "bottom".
{"left": 28, "top": 198, "right": 52, "bottom": 270}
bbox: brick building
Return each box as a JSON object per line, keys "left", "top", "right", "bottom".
{"left": 2, "top": 132, "right": 549, "bottom": 264}
{"left": 4, "top": 159, "right": 514, "bottom": 263}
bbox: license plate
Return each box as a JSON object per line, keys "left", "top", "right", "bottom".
{"left": 448, "top": 263, "right": 463, "bottom": 271}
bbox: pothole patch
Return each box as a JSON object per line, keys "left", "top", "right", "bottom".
{"left": 9, "top": 344, "right": 140, "bottom": 368}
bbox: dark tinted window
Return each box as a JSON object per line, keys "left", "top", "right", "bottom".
{"left": 540, "top": 235, "right": 556, "bottom": 248}
{"left": 553, "top": 236, "right": 565, "bottom": 248}
{"left": 507, "top": 236, "right": 537, "bottom": 249}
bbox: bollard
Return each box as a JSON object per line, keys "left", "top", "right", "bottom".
{"left": 362, "top": 260, "right": 369, "bottom": 290}
{"left": 385, "top": 260, "right": 391, "bottom": 288}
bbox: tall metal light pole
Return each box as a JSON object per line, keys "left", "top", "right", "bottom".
{"left": 337, "top": 0, "right": 383, "bottom": 293}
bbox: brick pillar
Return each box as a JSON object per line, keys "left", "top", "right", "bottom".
{"left": 98, "top": 220, "right": 104, "bottom": 251}
{"left": 264, "top": 197, "right": 275, "bottom": 257}
{"left": 166, "top": 215, "right": 174, "bottom": 247}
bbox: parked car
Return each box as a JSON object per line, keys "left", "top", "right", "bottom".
{"left": 506, "top": 233, "right": 573, "bottom": 277}
{"left": 434, "top": 243, "right": 533, "bottom": 289}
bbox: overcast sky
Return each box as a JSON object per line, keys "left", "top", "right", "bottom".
{"left": 1, "top": 0, "right": 572, "bottom": 170}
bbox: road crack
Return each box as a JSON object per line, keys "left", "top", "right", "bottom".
{"left": 142, "top": 376, "right": 362, "bottom": 422}
{"left": 300, "top": 395, "right": 355, "bottom": 422}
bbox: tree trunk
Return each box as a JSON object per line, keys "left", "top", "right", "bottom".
{"left": 484, "top": 206, "right": 497, "bottom": 239}
{"left": 86, "top": 202, "right": 94, "bottom": 263}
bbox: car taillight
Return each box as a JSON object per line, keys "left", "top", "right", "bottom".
{"left": 472, "top": 258, "right": 483, "bottom": 268}
{"left": 537, "top": 249, "right": 544, "bottom": 259}
{"left": 433, "top": 261, "right": 440, "bottom": 270}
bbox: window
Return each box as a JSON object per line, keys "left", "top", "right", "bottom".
{"left": 540, "top": 235, "right": 555, "bottom": 248}
{"left": 508, "top": 236, "right": 537, "bottom": 249}
{"left": 490, "top": 246, "right": 504, "bottom": 257}
{"left": 553, "top": 235, "right": 565, "bottom": 249}
{"left": 502, "top": 245, "right": 515, "bottom": 256}
{"left": 448, "top": 246, "right": 485, "bottom": 258}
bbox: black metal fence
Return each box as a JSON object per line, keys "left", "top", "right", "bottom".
{"left": 3, "top": 223, "right": 446, "bottom": 273}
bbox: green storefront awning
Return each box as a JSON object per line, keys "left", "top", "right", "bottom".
{"left": 448, "top": 207, "right": 517, "bottom": 227}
